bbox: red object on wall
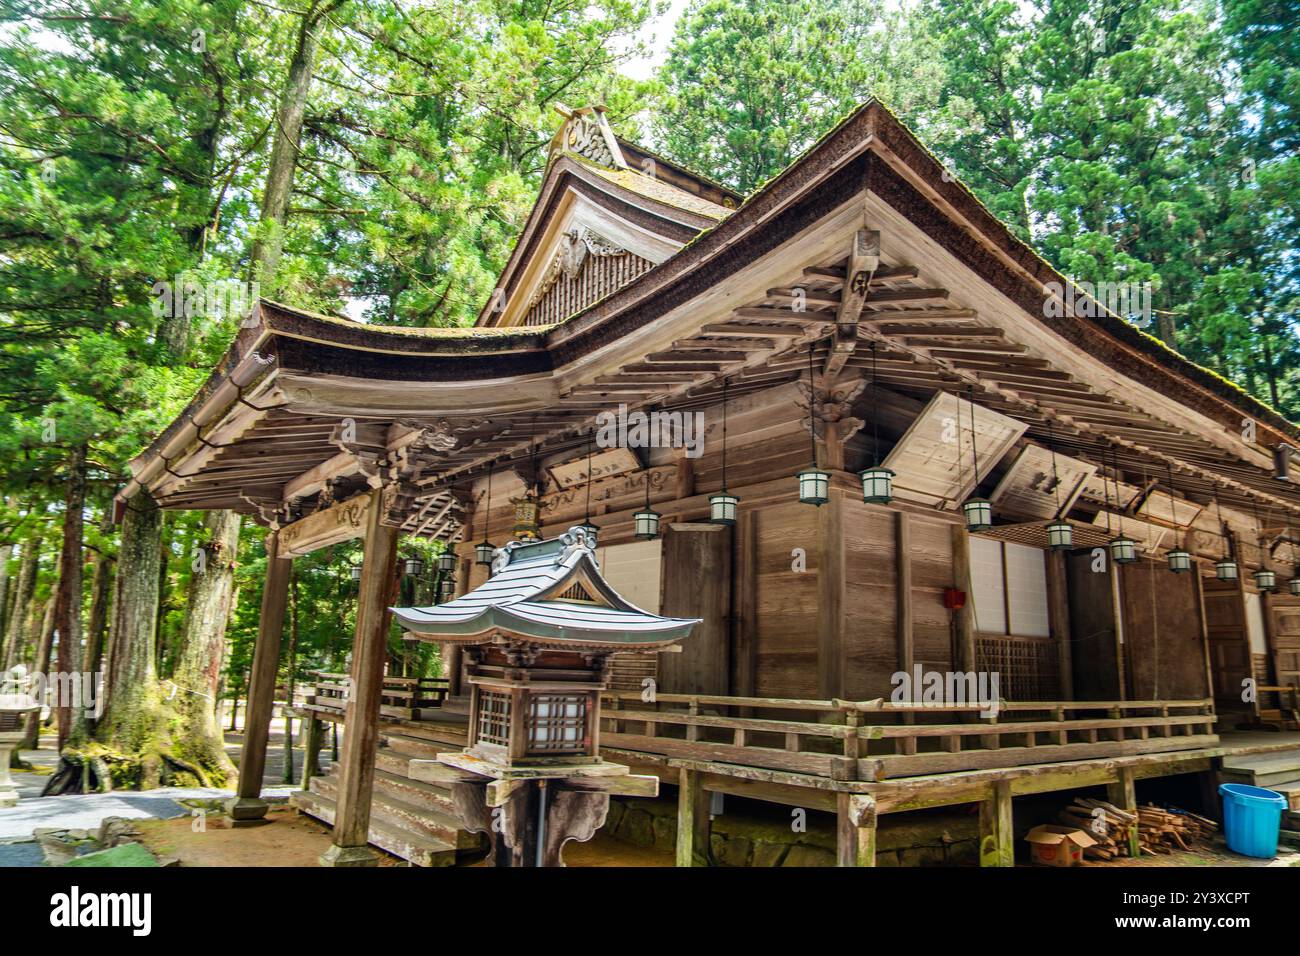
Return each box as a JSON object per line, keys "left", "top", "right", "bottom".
{"left": 943, "top": 588, "right": 967, "bottom": 610}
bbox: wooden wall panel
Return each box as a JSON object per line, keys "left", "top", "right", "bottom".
{"left": 842, "top": 499, "right": 898, "bottom": 699}
{"left": 1065, "top": 551, "right": 1122, "bottom": 700}
{"left": 753, "top": 501, "right": 821, "bottom": 698}
{"left": 659, "top": 523, "right": 732, "bottom": 695}
{"left": 1202, "top": 577, "right": 1252, "bottom": 705}
{"left": 1118, "top": 557, "right": 1209, "bottom": 700}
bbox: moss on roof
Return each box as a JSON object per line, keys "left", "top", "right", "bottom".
{"left": 569, "top": 155, "right": 734, "bottom": 220}
{"left": 262, "top": 299, "right": 554, "bottom": 339}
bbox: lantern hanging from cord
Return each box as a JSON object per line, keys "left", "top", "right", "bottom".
{"left": 436, "top": 548, "right": 457, "bottom": 575}
{"left": 403, "top": 555, "right": 425, "bottom": 577}
{"left": 476, "top": 465, "right": 496, "bottom": 567}
{"left": 1213, "top": 487, "right": 1237, "bottom": 581}
{"left": 634, "top": 421, "right": 661, "bottom": 539}
{"left": 710, "top": 377, "right": 740, "bottom": 524}
{"left": 859, "top": 343, "right": 894, "bottom": 505}
{"left": 1164, "top": 464, "right": 1191, "bottom": 572}
{"left": 1251, "top": 502, "right": 1276, "bottom": 591}
{"left": 1044, "top": 419, "right": 1072, "bottom": 550}
{"left": 577, "top": 430, "right": 600, "bottom": 545}
{"left": 350, "top": 564, "right": 363, "bottom": 583}
{"left": 961, "top": 386, "right": 992, "bottom": 531}
{"left": 798, "top": 345, "right": 830, "bottom": 506}
{"left": 1107, "top": 450, "right": 1137, "bottom": 564}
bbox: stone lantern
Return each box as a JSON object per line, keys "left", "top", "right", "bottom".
{"left": 391, "top": 526, "right": 698, "bottom": 865}
{"left": 0, "top": 666, "right": 40, "bottom": 808}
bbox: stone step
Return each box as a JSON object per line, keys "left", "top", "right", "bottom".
{"left": 371, "top": 768, "right": 459, "bottom": 816}
{"left": 310, "top": 773, "right": 478, "bottom": 849}
{"left": 291, "top": 790, "right": 457, "bottom": 867}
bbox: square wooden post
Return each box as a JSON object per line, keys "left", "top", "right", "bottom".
{"left": 321, "top": 489, "right": 400, "bottom": 867}
{"left": 675, "top": 768, "right": 711, "bottom": 867}
{"left": 300, "top": 714, "right": 322, "bottom": 792}
{"left": 225, "top": 530, "right": 292, "bottom": 825}
{"left": 979, "top": 780, "right": 1014, "bottom": 866}
{"left": 1107, "top": 766, "right": 1141, "bottom": 857}
{"left": 836, "top": 793, "right": 877, "bottom": 866}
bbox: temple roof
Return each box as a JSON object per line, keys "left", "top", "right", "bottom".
{"left": 391, "top": 527, "right": 699, "bottom": 649}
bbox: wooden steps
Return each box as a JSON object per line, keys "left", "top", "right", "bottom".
{"left": 291, "top": 789, "right": 458, "bottom": 867}
{"left": 1219, "top": 750, "right": 1300, "bottom": 789}
{"left": 292, "top": 715, "right": 480, "bottom": 866}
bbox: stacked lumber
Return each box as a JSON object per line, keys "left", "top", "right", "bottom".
{"left": 1056, "top": 798, "right": 1217, "bottom": 860}
{"left": 1134, "top": 804, "right": 1217, "bottom": 854}
{"left": 1057, "top": 797, "right": 1136, "bottom": 861}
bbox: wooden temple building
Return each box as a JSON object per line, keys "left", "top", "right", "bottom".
{"left": 117, "top": 100, "right": 1300, "bottom": 866}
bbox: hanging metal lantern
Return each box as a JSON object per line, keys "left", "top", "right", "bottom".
{"left": 403, "top": 556, "right": 425, "bottom": 577}
{"left": 1215, "top": 558, "right": 1238, "bottom": 582}
{"left": 634, "top": 507, "right": 661, "bottom": 540}
{"left": 1254, "top": 567, "right": 1277, "bottom": 592}
{"left": 513, "top": 493, "right": 540, "bottom": 541}
{"left": 709, "top": 492, "right": 739, "bottom": 525}
{"left": 1289, "top": 576, "right": 1300, "bottom": 596}
{"left": 1166, "top": 548, "right": 1192, "bottom": 573}
{"left": 962, "top": 497, "right": 992, "bottom": 532}
{"left": 475, "top": 541, "right": 495, "bottom": 567}
{"left": 860, "top": 466, "right": 895, "bottom": 505}
{"left": 349, "top": 564, "right": 363, "bottom": 582}
{"left": 1109, "top": 535, "right": 1138, "bottom": 564}
{"left": 436, "top": 576, "right": 456, "bottom": 602}
{"left": 798, "top": 468, "right": 831, "bottom": 506}
{"left": 436, "top": 550, "right": 457, "bottom": 574}
{"left": 1046, "top": 519, "right": 1073, "bottom": 551}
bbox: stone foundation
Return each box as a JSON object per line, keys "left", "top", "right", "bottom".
{"left": 605, "top": 795, "right": 979, "bottom": 866}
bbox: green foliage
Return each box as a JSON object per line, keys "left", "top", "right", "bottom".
{"left": 656, "top": 0, "right": 1300, "bottom": 415}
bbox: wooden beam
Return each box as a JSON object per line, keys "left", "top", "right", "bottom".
{"left": 1047, "top": 550, "right": 1074, "bottom": 700}
{"left": 675, "top": 767, "right": 711, "bottom": 867}
{"left": 225, "top": 530, "right": 291, "bottom": 824}
{"left": 837, "top": 792, "right": 878, "bottom": 866}
{"left": 818, "top": 491, "right": 846, "bottom": 699}
{"left": 979, "top": 779, "right": 1015, "bottom": 866}
{"left": 951, "top": 525, "right": 976, "bottom": 673}
{"left": 1106, "top": 766, "right": 1141, "bottom": 857}
{"left": 320, "top": 487, "right": 400, "bottom": 867}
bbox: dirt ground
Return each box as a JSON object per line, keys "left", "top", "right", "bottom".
{"left": 132, "top": 806, "right": 672, "bottom": 867}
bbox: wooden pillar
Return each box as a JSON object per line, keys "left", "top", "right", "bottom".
{"left": 896, "top": 512, "right": 917, "bottom": 750}
{"left": 225, "top": 530, "right": 292, "bottom": 824}
{"left": 731, "top": 509, "right": 758, "bottom": 697}
{"left": 836, "top": 793, "right": 877, "bottom": 866}
{"left": 1047, "top": 550, "right": 1073, "bottom": 699}
{"left": 675, "top": 768, "right": 711, "bottom": 867}
{"left": 951, "top": 525, "right": 976, "bottom": 674}
{"left": 320, "top": 489, "right": 400, "bottom": 867}
{"left": 979, "top": 780, "right": 1014, "bottom": 866}
{"left": 300, "top": 714, "right": 322, "bottom": 791}
{"left": 817, "top": 490, "right": 845, "bottom": 699}
{"left": 1107, "top": 767, "right": 1141, "bottom": 858}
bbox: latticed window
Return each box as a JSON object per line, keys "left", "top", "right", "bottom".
{"left": 526, "top": 694, "right": 588, "bottom": 753}
{"left": 476, "top": 690, "right": 512, "bottom": 746}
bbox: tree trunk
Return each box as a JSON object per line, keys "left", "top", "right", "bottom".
{"left": 53, "top": 444, "right": 87, "bottom": 749}
{"left": 0, "top": 542, "right": 12, "bottom": 652}
{"left": 75, "top": 551, "right": 114, "bottom": 741}
{"left": 171, "top": 509, "right": 241, "bottom": 783}
{"left": 97, "top": 492, "right": 164, "bottom": 779}
{"left": 248, "top": 0, "right": 344, "bottom": 292}
{"left": 282, "top": 564, "right": 300, "bottom": 784}
{"left": 22, "top": 597, "right": 56, "bottom": 750}
{"left": 2, "top": 534, "right": 40, "bottom": 670}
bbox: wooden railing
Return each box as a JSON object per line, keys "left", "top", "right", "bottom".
{"left": 600, "top": 693, "right": 1218, "bottom": 782}
{"left": 303, "top": 671, "right": 450, "bottom": 721}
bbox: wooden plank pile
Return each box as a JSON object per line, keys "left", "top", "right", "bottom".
{"left": 1057, "top": 798, "right": 1216, "bottom": 861}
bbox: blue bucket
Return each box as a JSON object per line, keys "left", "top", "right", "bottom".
{"left": 1219, "top": 783, "right": 1287, "bottom": 858}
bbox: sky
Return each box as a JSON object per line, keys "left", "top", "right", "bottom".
{"left": 619, "top": 0, "right": 692, "bottom": 80}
